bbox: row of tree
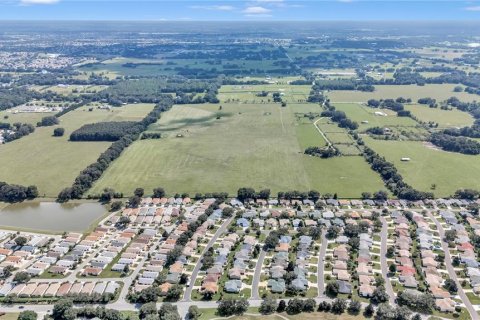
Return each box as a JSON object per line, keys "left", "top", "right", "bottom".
{"left": 70, "top": 121, "right": 140, "bottom": 142}
{"left": 57, "top": 96, "right": 174, "bottom": 201}
{"left": 0, "top": 182, "right": 38, "bottom": 202}
{"left": 363, "top": 147, "right": 434, "bottom": 200}
{"left": 430, "top": 132, "right": 480, "bottom": 155}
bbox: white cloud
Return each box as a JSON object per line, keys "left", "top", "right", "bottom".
{"left": 242, "top": 6, "right": 271, "bottom": 14}
{"left": 190, "top": 4, "right": 235, "bottom": 11}
{"left": 20, "top": 0, "right": 59, "bottom": 4}
{"left": 465, "top": 6, "right": 480, "bottom": 11}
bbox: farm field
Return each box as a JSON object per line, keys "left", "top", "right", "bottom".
{"left": 404, "top": 104, "right": 474, "bottom": 128}
{"left": 363, "top": 136, "right": 480, "bottom": 197}
{"left": 327, "top": 84, "right": 479, "bottom": 103}
{"left": 218, "top": 84, "right": 311, "bottom": 104}
{"left": 89, "top": 103, "right": 385, "bottom": 197}
{"left": 332, "top": 102, "right": 421, "bottom": 131}
{"left": 0, "top": 103, "right": 154, "bottom": 197}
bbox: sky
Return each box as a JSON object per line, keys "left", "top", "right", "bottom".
{"left": 0, "top": 0, "right": 479, "bottom": 21}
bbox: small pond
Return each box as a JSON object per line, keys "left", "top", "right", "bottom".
{"left": 0, "top": 201, "right": 107, "bottom": 232}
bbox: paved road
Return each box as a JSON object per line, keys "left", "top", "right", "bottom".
{"left": 182, "top": 217, "right": 234, "bottom": 302}
{"left": 380, "top": 217, "right": 396, "bottom": 305}
{"left": 317, "top": 228, "right": 327, "bottom": 297}
{"left": 251, "top": 249, "right": 267, "bottom": 300}
{"left": 427, "top": 212, "right": 479, "bottom": 320}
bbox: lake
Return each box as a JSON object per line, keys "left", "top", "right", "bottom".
{"left": 0, "top": 201, "right": 107, "bottom": 233}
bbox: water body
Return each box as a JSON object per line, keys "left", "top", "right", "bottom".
{"left": 0, "top": 202, "right": 107, "bottom": 233}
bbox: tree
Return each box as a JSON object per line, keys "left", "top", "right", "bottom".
{"left": 374, "top": 190, "right": 388, "bottom": 201}
{"left": 395, "top": 306, "right": 412, "bottom": 320}
{"left": 158, "top": 303, "right": 181, "bottom": 320}
{"left": 362, "top": 192, "right": 372, "bottom": 200}
{"left": 53, "top": 127, "right": 65, "bottom": 137}
{"left": 165, "top": 284, "right": 183, "bottom": 301}
{"left": 14, "top": 236, "right": 28, "bottom": 247}
{"left": 18, "top": 311, "right": 37, "bottom": 320}
{"left": 110, "top": 201, "right": 123, "bottom": 212}
{"left": 348, "top": 300, "right": 362, "bottom": 315}
{"left": 445, "top": 230, "right": 457, "bottom": 242}
{"left": 326, "top": 281, "right": 339, "bottom": 297}
{"left": 303, "top": 299, "right": 316, "bottom": 312}
{"left": 277, "top": 300, "right": 286, "bottom": 313}
{"left": 128, "top": 195, "right": 141, "bottom": 207}
{"left": 259, "top": 297, "right": 277, "bottom": 314}
{"left": 187, "top": 306, "right": 201, "bottom": 320}
{"left": 217, "top": 299, "right": 249, "bottom": 316}
{"left": 389, "top": 263, "right": 397, "bottom": 274}
{"left": 443, "top": 279, "right": 458, "bottom": 294}
{"left": 364, "top": 304, "right": 375, "bottom": 317}
{"left": 258, "top": 189, "right": 271, "bottom": 200}
{"left": 331, "top": 298, "right": 347, "bottom": 314}
{"left": 375, "top": 303, "right": 396, "bottom": 320}
{"left": 326, "top": 225, "right": 340, "bottom": 239}
{"left": 286, "top": 298, "right": 304, "bottom": 315}
{"left": 37, "top": 115, "right": 59, "bottom": 127}
{"left": 371, "top": 286, "right": 389, "bottom": 304}
{"left": 153, "top": 187, "right": 166, "bottom": 198}
{"left": 134, "top": 188, "right": 145, "bottom": 197}
{"left": 222, "top": 207, "right": 234, "bottom": 218}
{"left": 52, "top": 299, "right": 74, "bottom": 320}
{"left": 13, "top": 271, "right": 30, "bottom": 283}
{"left": 139, "top": 302, "right": 157, "bottom": 319}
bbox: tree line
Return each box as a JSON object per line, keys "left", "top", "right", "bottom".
{"left": 57, "top": 96, "right": 174, "bottom": 201}
{"left": 363, "top": 147, "right": 434, "bottom": 200}
{"left": 70, "top": 121, "right": 140, "bottom": 142}
{"left": 430, "top": 132, "right": 480, "bottom": 155}
{"left": 0, "top": 181, "right": 38, "bottom": 202}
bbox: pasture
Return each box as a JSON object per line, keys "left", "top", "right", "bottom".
{"left": 89, "top": 103, "right": 385, "bottom": 198}
{"left": 327, "top": 84, "right": 479, "bottom": 103}
{"left": 0, "top": 103, "right": 154, "bottom": 197}
{"left": 404, "top": 104, "right": 474, "bottom": 128}
{"left": 218, "top": 84, "right": 311, "bottom": 104}
{"left": 363, "top": 136, "right": 480, "bottom": 197}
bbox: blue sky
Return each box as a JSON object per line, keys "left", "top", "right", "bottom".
{"left": 0, "top": 0, "right": 479, "bottom": 20}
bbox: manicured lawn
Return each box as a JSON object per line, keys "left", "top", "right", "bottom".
{"left": 0, "top": 103, "right": 154, "bottom": 197}
{"left": 363, "top": 136, "right": 480, "bottom": 197}
{"left": 90, "top": 103, "right": 385, "bottom": 198}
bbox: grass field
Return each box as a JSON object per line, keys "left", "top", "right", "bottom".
{"left": 0, "top": 104, "right": 154, "bottom": 197}
{"left": 404, "top": 104, "right": 474, "bottom": 128}
{"left": 327, "top": 84, "right": 479, "bottom": 103}
{"left": 332, "top": 103, "right": 420, "bottom": 130}
{"left": 89, "top": 103, "right": 385, "bottom": 197}
{"left": 363, "top": 136, "right": 480, "bottom": 197}
{"left": 218, "top": 84, "right": 311, "bottom": 104}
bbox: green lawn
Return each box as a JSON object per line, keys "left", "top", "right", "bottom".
{"left": 0, "top": 103, "right": 154, "bottom": 197}
{"left": 89, "top": 103, "right": 385, "bottom": 197}
{"left": 363, "top": 136, "right": 480, "bottom": 197}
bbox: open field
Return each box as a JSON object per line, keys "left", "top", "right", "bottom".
{"left": 89, "top": 103, "right": 385, "bottom": 197}
{"left": 332, "top": 103, "right": 421, "bottom": 130}
{"left": 0, "top": 103, "right": 154, "bottom": 197}
{"left": 404, "top": 104, "right": 474, "bottom": 128}
{"left": 328, "top": 84, "right": 480, "bottom": 103}
{"left": 219, "top": 84, "right": 311, "bottom": 104}
{"left": 363, "top": 136, "right": 480, "bottom": 197}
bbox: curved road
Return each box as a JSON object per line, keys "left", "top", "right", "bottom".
{"left": 380, "top": 217, "right": 396, "bottom": 305}
{"left": 427, "top": 212, "right": 478, "bottom": 320}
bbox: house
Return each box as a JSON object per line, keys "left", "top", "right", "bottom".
{"left": 236, "top": 218, "right": 250, "bottom": 228}
{"left": 224, "top": 280, "right": 242, "bottom": 293}
{"left": 337, "top": 280, "right": 352, "bottom": 294}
